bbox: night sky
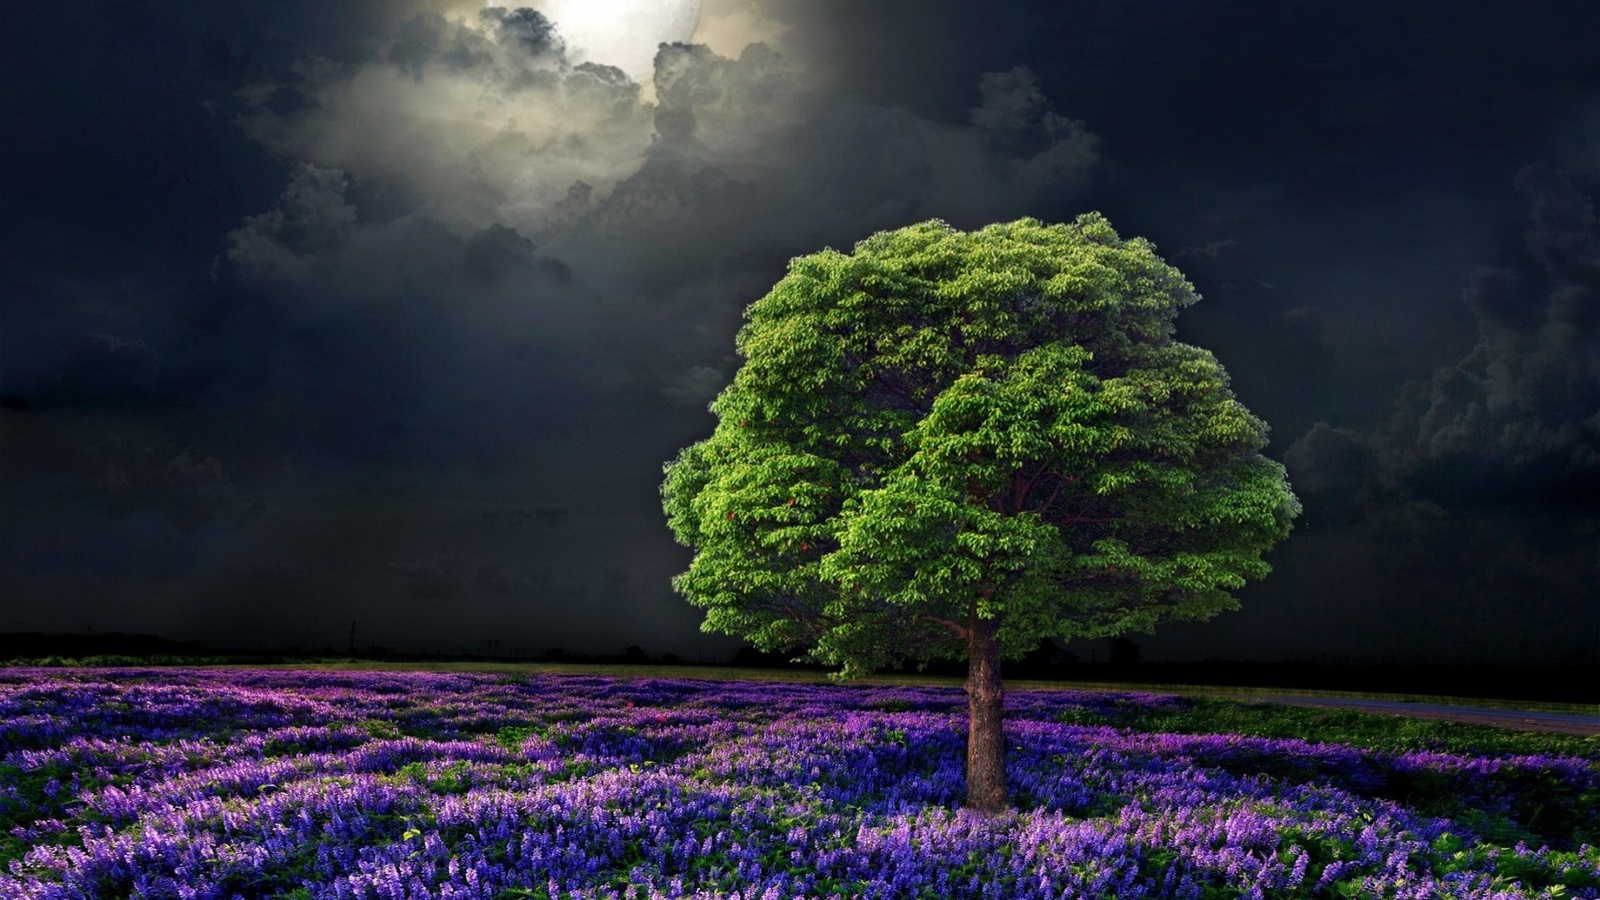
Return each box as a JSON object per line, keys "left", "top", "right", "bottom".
{"left": 3, "top": 0, "right": 1596, "bottom": 666}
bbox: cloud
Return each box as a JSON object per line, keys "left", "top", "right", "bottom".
{"left": 473, "top": 560, "right": 539, "bottom": 596}
{"left": 88, "top": 333, "right": 165, "bottom": 365}
{"left": 198, "top": 3, "right": 1109, "bottom": 654}
{"left": 234, "top": 9, "right": 1101, "bottom": 284}
{"left": 970, "top": 67, "right": 1100, "bottom": 194}
{"left": 214, "top": 7, "right": 1107, "bottom": 464}
{"left": 217, "top": 158, "right": 592, "bottom": 468}
{"left": 661, "top": 365, "right": 726, "bottom": 408}
{"left": 1289, "top": 163, "right": 1599, "bottom": 508}
{"left": 1411, "top": 166, "right": 1597, "bottom": 490}
{"left": 387, "top": 551, "right": 468, "bottom": 600}
{"left": 237, "top": 8, "right": 655, "bottom": 238}
{"left": 1173, "top": 239, "right": 1239, "bottom": 263}
{"left": 8, "top": 2, "right": 1107, "bottom": 656}
{"left": 1281, "top": 423, "right": 1389, "bottom": 526}
{"left": 1272, "top": 161, "right": 1599, "bottom": 664}
{"left": 480, "top": 504, "right": 570, "bottom": 528}
{"left": 225, "top": 164, "right": 359, "bottom": 288}
{"left": 464, "top": 223, "right": 571, "bottom": 282}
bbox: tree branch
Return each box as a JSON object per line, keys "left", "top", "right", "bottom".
{"left": 920, "top": 615, "right": 970, "bottom": 640}
{"left": 1038, "top": 476, "right": 1065, "bottom": 514}
{"left": 1010, "top": 466, "right": 1042, "bottom": 513}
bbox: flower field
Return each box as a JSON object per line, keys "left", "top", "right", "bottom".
{"left": 2, "top": 668, "right": 1597, "bottom": 899}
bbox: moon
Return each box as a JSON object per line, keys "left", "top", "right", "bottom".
{"left": 490, "top": 0, "right": 703, "bottom": 83}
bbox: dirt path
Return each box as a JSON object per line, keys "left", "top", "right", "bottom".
{"left": 1254, "top": 695, "right": 1600, "bottom": 735}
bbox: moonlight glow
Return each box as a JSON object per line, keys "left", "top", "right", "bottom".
{"left": 489, "top": 0, "right": 703, "bottom": 82}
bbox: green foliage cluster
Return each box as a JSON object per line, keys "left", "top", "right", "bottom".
{"left": 664, "top": 215, "right": 1299, "bottom": 674}
{"left": 0, "top": 760, "right": 121, "bottom": 868}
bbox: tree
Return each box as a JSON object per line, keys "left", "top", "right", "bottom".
{"left": 662, "top": 215, "right": 1300, "bottom": 812}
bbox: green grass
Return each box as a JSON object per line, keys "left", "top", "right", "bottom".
{"left": 1055, "top": 694, "right": 1599, "bottom": 757}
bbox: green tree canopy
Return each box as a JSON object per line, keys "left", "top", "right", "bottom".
{"left": 662, "top": 214, "right": 1300, "bottom": 810}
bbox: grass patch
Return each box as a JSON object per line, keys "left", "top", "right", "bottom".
{"left": 1077, "top": 695, "right": 1597, "bottom": 757}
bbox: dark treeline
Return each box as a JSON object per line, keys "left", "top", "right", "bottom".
{"left": 1, "top": 631, "right": 1593, "bottom": 705}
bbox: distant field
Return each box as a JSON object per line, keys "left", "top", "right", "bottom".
{"left": 224, "top": 661, "right": 1600, "bottom": 720}
{"left": 3, "top": 667, "right": 1597, "bottom": 898}
{"left": 12, "top": 654, "right": 1594, "bottom": 712}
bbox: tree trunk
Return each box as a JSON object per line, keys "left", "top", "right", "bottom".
{"left": 964, "top": 612, "right": 1007, "bottom": 813}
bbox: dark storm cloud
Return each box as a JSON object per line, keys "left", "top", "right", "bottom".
{"left": 214, "top": 3, "right": 1104, "bottom": 444}
{"left": 3, "top": 2, "right": 1105, "bottom": 654}
{"left": 1257, "top": 164, "right": 1600, "bottom": 665}
{"left": 1156, "top": 236, "right": 1337, "bottom": 448}
{"left": 226, "top": 165, "right": 360, "bottom": 288}
{"left": 4, "top": 1, "right": 1595, "bottom": 664}
{"left": 480, "top": 504, "right": 569, "bottom": 528}
{"left": 1287, "top": 164, "right": 1600, "bottom": 513}
{"left": 231, "top": 7, "right": 1099, "bottom": 295}
{"left": 0, "top": 0, "right": 477, "bottom": 423}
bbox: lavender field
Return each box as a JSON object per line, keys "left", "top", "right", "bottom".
{"left": 2, "top": 668, "right": 1596, "bottom": 899}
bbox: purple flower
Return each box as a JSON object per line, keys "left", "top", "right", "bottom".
{"left": 1, "top": 668, "right": 1594, "bottom": 900}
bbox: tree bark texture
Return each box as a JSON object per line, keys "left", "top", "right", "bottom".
{"left": 964, "top": 612, "right": 1007, "bottom": 813}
